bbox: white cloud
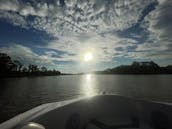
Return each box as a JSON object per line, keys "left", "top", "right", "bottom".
{"left": 0, "top": 0, "right": 171, "bottom": 71}
{"left": 30, "top": 0, "right": 153, "bottom": 36}
{"left": 134, "top": 0, "right": 172, "bottom": 60}
{"left": 0, "top": 11, "right": 27, "bottom": 28}
{"left": 0, "top": 44, "right": 98, "bottom": 72}
{"left": 47, "top": 33, "right": 137, "bottom": 62}
{"left": 144, "top": 0, "right": 172, "bottom": 39}
{"left": 0, "top": 0, "right": 19, "bottom": 12}
{"left": 0, "top": 0, "right": 154, "bottom": 35}
{"left": 0, "top": 0, "right": 51, "bottom": 17}
{"left": 0, "top": 44, "right": 55, "bottom": 66}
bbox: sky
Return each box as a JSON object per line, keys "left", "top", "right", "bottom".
{"left": 0, "top": 0, "right": 172, "bottom": 73}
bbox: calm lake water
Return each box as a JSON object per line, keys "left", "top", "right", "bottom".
{"left": 0, "top": 74, "right": 172, "bottom": 123}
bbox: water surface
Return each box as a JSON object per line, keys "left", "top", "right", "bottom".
{"left": 0, "top": 74, "right": 172, "bottom": 123}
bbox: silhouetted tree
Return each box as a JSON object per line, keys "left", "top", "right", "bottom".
{"left": 28, "top": 64, "right": 32, "bottom": 73}
{"left": 0, "top": 53, "right": 17, "bottom": 76}
{"left": 14, "top": 60, "right": 23, "bottom": 72}
{"left": 41, "top": 66, "right": 47, "bottom": 72}
{"left": 22, "top": 67, "right": 28, "bottom": 72}
{"left": 32, "top": 65, "right": 39, "bottom": 72}
{"left": 0, "top": 53, "right": 61, "bottom": 77}
{"left": 28, "top": 64, "right": 39, "bottom": 73}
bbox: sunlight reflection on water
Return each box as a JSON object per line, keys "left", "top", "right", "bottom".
{"left": 82, "top": 74, "right": 96, "bottom": 97}
{"left": 0, "top": 75, "right": 172, "bottom": 123}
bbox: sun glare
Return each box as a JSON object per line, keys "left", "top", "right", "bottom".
{"left": 84, "top": 53, "right": 93, "bottom": 62}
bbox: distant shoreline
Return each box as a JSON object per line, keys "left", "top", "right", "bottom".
{"left": 81, "top": 61, "right": 172, "bottom": 75}
{"left": 79, "top": 73, "right": 172, "bottom": 75}
{"left": 92, "top": 61, "right": 172, "bottom": 75}
{"left": 1, "top": 53, "right": 172, "bottom": 78}
{"left": 0, "top": 53, "right": 61, "bottom": 78}
{"left": 1, "top": 71, "right": 172, "bottom": 78}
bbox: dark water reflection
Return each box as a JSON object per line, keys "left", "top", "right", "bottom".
{"left": 0, "top": 74, "right": 172, "bottom": 123}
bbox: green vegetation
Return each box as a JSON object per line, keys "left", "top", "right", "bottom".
{"left": 0, "top": 53, "right": 61, "bottom": 77}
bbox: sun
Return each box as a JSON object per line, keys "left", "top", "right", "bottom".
{"left": 84, "top": 52, "right": 93, "bottom": 62}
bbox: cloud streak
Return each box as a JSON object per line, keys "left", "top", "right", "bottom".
{"left": 0, "top": 0, "right": 172, "bottom": 72}
{"left": 0, "top": 0, "right": 51, "bottom": 17}
{"left": 0, "top": 44, "right": 55, "bottom": 66}
{"left": 134, "top": 0, "right": 172, "bottom": 60}
{"left": 0, "top": 0, "right": 153, "bottom": 34}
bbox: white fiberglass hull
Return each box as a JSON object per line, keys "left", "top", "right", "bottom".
{"left": 1, "top": 95, "right": 172, "bottom": 129}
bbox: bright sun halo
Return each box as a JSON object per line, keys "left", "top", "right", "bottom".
{"left": 84, "top": 53, "right": 93, "bottom": 62}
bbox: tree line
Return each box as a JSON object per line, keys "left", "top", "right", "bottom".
{"left": 0, "top": 53, "right": 61, "bottom": 77}
{"left": 93, "top": 61, "right": 172, "bottom": 74}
